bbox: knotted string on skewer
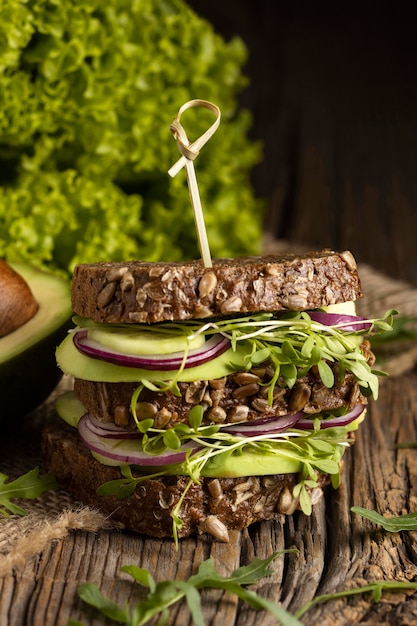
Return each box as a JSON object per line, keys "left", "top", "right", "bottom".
{"left": 168, "top": 99, "right": 221, "bottom": 268}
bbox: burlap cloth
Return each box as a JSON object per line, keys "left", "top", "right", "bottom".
{"left": 1, "top": 240, "right": 416, "bottom": 576}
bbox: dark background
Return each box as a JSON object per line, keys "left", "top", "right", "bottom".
{"left": 187, "top": 2, "right": 417, "bottom": 286}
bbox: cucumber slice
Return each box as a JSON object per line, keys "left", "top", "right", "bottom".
{"left": 56, "top": 332, "right": 248, "bottom": 382}
{"left": 88, "top": 326, "right": 205, "bottom": 356}
{"left": 201, "top": 449, "right": 302, "bottom": 477}
{"left": 56, "top": 390, "right": 86, "bottom": 428}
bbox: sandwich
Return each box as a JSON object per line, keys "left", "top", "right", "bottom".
{"left": 42, "top": 249, "right": 391, "bottom": 542}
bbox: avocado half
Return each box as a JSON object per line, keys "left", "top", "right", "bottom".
{"left": 0, "top": 263, "right": 72, "bottom": 422}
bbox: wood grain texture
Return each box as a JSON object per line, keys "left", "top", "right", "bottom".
{"left": 187, "top": 1, "right": 417, "bottom": 287}
{"left": 2, "top": 372, "right": 417, "bottom": 625}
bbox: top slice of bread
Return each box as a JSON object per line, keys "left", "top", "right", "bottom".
{"left": 71, "top": 250, "right": 362, "bottom": 324}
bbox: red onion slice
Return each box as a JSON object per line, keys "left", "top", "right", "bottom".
{"left": 83, "top": 414, "right": 142, "bottom": 440}
{"left": 73, "top": 330, "right": 230, "bottom": 370}
{"left": 78, "top": 413, "right": 200, "bottom": 465}
{"left": 308, "top": 312, "right": 372, "bottom": 332}
{"left": 295, "top": 403, "right": 365, "bottom": 430}
{"left": 222, "top": 411, "right": 304, "bottom": 436}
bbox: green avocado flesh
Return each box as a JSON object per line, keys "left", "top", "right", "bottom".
{"left": 56, "top": 390, "right": 86, "bottom": 428}
{"left": 0, "top": 263, "right": 72, "bottom": 420}
{"left": 56, "top": 332, "right": 249, "bottom": 382}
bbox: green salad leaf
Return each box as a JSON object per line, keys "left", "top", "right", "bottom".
{"left": 351, "top": 506, "right": 417, "bottom": 532}
{"left": 75, "top": 553, "right": 303, "bottom": 626}
{"left": 295, "top": 580, "right": 417, "bottom": 620}
{"left": 71, "top": 552, "right": 417, "bottom": 626}
{"left": 0, "top": 0, "right": 262, "bottom": 277}
{"left": 0, "top": 467, "right": 58, "bottom": 517}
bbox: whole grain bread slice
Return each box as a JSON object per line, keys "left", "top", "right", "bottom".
{"left": 71, "top": 250, "right": 361, "bottom": 324}
{"left": 41, "top": 420, "right": 328, "bottom": 541}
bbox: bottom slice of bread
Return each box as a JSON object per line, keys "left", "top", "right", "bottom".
{"left": 42, "top": 421, "right": 327, "bottom": 541}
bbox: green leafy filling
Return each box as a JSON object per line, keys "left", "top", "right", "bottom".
{"left": 188, "top": 309, "right": 394, "bottom": 398}
{"left": 98, "top": 421, "right": 350, "bottom": 499}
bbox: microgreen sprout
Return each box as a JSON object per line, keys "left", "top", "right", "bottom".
{"left": 185, "top": 309, "right": 395, "bottom": 397}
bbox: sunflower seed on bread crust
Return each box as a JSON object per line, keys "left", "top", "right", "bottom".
{"left": 71, "top": 251, "right": 362, "bottom": 324}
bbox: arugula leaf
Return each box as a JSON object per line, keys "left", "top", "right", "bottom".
{"left": 295, "top": 580, "right": 417, "bottom": 620}
{"left": 176, "top": 582, "right": 205, "bottom": 626}
{"left": 351, "top": 506, "right": 417, "bottom": 532}
{"left": 0, "top": 467, "right": 58, "bottom": 517}
{"left": 233, "top": 589, "right": 304, "bottom": 626}
{"left": 189, "top": 553, "right": 279, "bottom": 587}
{"left": 75, "top": 550, "right": 417, "bottom": 625}
{"left": 77, "top": 583, "right": 130, "bottom": 623}
{"left": 121, "top": 565, "right": 156, "bottom": 592}
{"left": 396, "top": 441, "right": 417, "bottom": 449}
{"left": 76, "top": 553, "right": 303, "bottom": 626}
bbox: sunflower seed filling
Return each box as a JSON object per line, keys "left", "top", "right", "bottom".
{"left": 276, "top": 488, "right": 300, "bottom": 515}
{"left": 97, "top": 281, "right": 117, "bottom": 308}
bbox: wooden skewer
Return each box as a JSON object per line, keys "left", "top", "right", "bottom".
{"left": 168, "top": 99, "right": 221, "bottom": 268}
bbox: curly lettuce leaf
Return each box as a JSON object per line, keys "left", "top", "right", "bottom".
{"left": 0, "top": 0, "right": 263, "bottom": 277}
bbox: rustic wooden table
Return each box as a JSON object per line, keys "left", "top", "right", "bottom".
{"left": 1, "top": 258, "right": 417, "bottom": 626}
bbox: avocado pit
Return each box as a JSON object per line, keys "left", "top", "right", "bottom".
{"left": 0, "top": 262, "right": 72, "bottom": 420}
{"left": 0, "top": 259, "right": 39, "bottom": 337}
